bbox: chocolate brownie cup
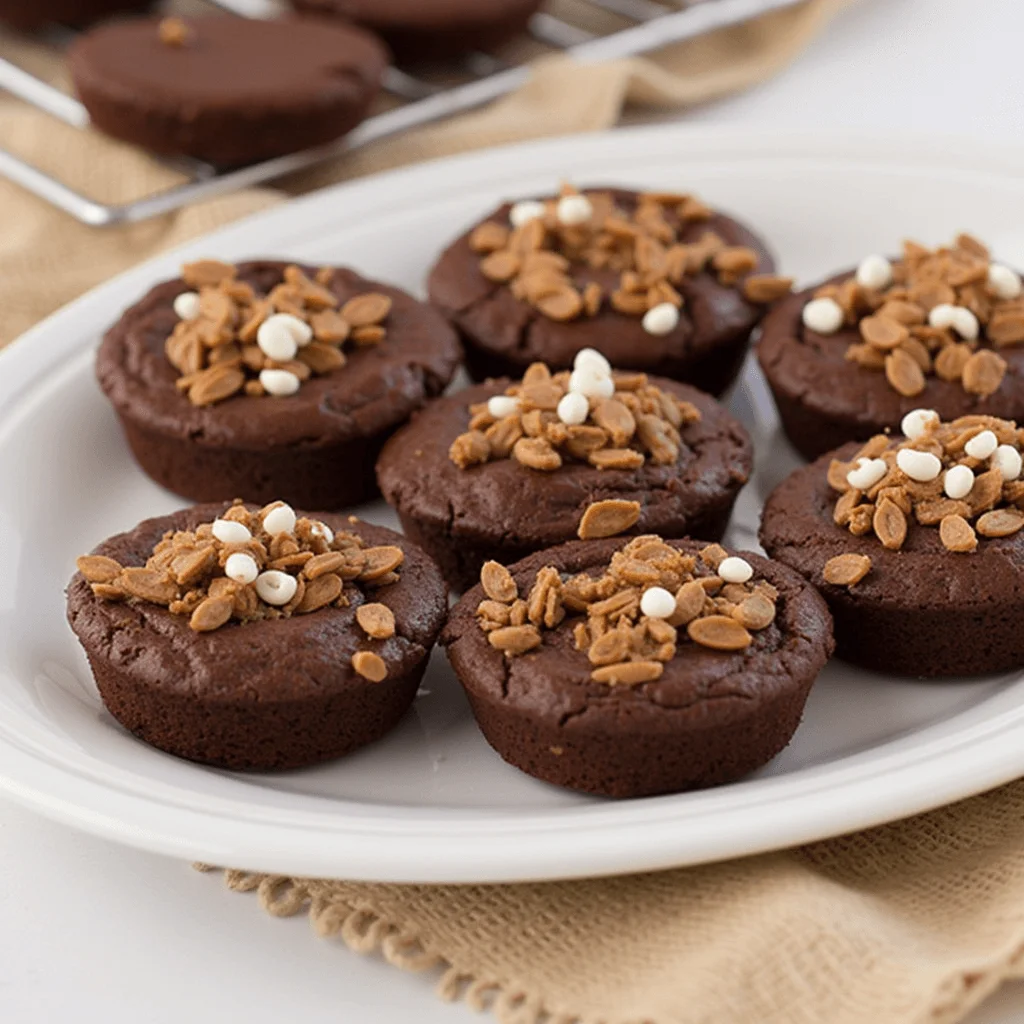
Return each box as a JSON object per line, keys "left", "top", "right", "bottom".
{"left": 289, "top": 0, "right": 543, "bottom": 61}
{"left": 376, "top": 352, "right": 753, "bottom": 592}
{"left": 0, "top": 0, "right": 149, "bottom": 30}
{"left": 760, "top": 410, "right": 1024, "bottom": 677}
{"left": 442, "top": 535, "right": 833, "bottom": 797}
{"left": 759, "top": 234, "right": 1024, "bottom": 460}
{"left": 98, "top": 258, "right": 460, "bottom": 509}
{"left": 69, "top": 15, "right": 386, "bottom": 166}
{"left": 427, "top": 185, "right": 787, "bottom": 396}
{"left": 67, "top": 501, "right": 447, "bottom": 770}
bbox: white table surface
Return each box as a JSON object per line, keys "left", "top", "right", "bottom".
{"left": 5, "top": 1, "right": 1024, "bottom": 1021}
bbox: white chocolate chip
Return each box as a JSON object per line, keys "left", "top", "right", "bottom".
{"left": 900, "top": 408, "right": 939, "bottom": 440}
{"left": 802, "top": 297, "right": 844, "bottom": 334}
{"left": 640, "top": 586, "right": 676, "bottom": 620}
{"left": 718, "top": 556, "right": 754, "bottom": 584}
{"left": 988, "top": 263, "right": 1022, "bottom": 300}
{"left": 993, "top": 444, "right": 1023, "bottom": 481}
{"left": 173, "top": 291, "right": 201, "bottom": 321}
{"left": 642, "top": 302, "right": 680, "bottom": 336}
{"left": 509, "top": 200, "right": 546, "bottom": 228}
{"left": 211, "top": 518, "right": 251, "bottom": 544}
{"left": 846, "top": 457, "right": 887, "bottom": 490}
{"left": 487, "top": 395, "right": 520, "bottom": 418}
{"left": 262, "top": 503, "right": 297, "bottom": 536}
{"left": 943, "top": 464, "right": 975, "bottom": 500}
{"left": 896, "top": 448, "right": 942, "bottom": 482}
{"left": 929, "top": 303, "right": 979, "bottom": 340}
{"left": 259, "top": 369, "right": 301, "bottom": 397}
{"left": 272, "top": 312, "right": 314, "bottom": 347}
{"left": 965, "top": 429, "right": 998, "bottom": 459}
{"left": 225, "top": 552, "right": 258, "bottom": 585}
{"left": 556, "top": 194, "right": 593, "bottom": 226}
{"left": 256, "top": 318, "right": 299, "bottom": 362}
{"left": 310, "top": 521, "right": 334, "bottom": 544}
{"left": 855, "top": 254, "right": 893, "bottom": 291}
{"left": 573, "top": 347, "right": 612, "bottom": 377}
{"left": 255, "top": 570, "right": 297, "bottom": 606}
{"left": 556, "top": 391, "right": 589, "bottom": 426}
{"left": 568, "top": 368, "right": 615, "bottom": 399}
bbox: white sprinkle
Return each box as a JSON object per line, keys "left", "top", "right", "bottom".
{"left": 310, "top": 521, "right": 334, "bottom": 545}
{"left": 556, "top": 194, "right": 593, "bottom": 226}
{"left": 802, "top": 297, "right": 844, "bottom": 334}
{"left": 257, "top": 318, "right": 298, "bottom": 362}
{"left": 719, "top": 556, "right": 754, "bottom": 584}
{"left": 900, "top": 408, "right": 939, "bottom": 440}
{"left": 173, "top": 291, "right": 201, "bottom": 321}
{"left": 255, "top": 570, "right": 297, "bottom": 607}
{"left": 259, "top": 369, "right": 301, "bottom": 397}
{"left": 557, "top": 391, "right": 589, "bottom": 426}
{"left": 568, "top": 368, "right": 615, "bottom": 399}
{"left": 642, "top": 302, "right": 680, "bottom": 336}
{"left": 846, "top": 457, "right": 887, "bottom": 491}
{"left": 211, "top": 518, "right": 251, "bottom": 544}
{"left": 487, "top": 395, "right": 520, "bottom": 418}
{"left": 263, "top": 503, "right": 297, "bottom": 536}
{"left": 640, "top": 586, "right": 677, "bottom": 620}
{"left": 965, "top": 429, "right": 998, "bottom": 459}
{"left": 993, "top": 444, "right": 1023, "bottom": 481}
{"left": 943, "top": 464, "right": 975, "bottom": 500}
{"left": 272, "top": 312, "right": 314, "bottom": 347}
{"left": 573, "top": 347, "right": 612, "bottom": 377}
{"left": 855, "top": 254, "right": 893, "bottom": 291}
{"left": 929, "top": 303, "right": 979, "bottom": 340}
{"left": 896, "top": 448, "right": 941, "bottom": 482}
{"left": 225, "top": 552, "right": 258, "bottom": 585}
{"left": 988, "top": 263, "right": 1022, "bottom": 300}
{"left": 509, "top": 200, "right": 546, "bottom": 228}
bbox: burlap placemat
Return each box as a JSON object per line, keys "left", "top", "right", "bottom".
{"left": 14, "top": 2, "right": 1024, "bottom": 1022}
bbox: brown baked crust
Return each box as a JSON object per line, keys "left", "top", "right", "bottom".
{"left": 427, "top": 188, "right": 775, "bottom": 397}
{"left": 442, "top": 538, "right": 833, "bottom": 797}
{"left": 376, "top": 378, "right": 753, "bottom": 592}
{"left": 758, "top": 268, "right": 1024, "bottom": 461}
{"left": 66, "top": 504, "right": 448, "bottom": 770}
{"left": 68, "top": 15, "right": 387, "bottom": 166}
{"left": 97, "top": 260, "right": 461, "bottom": 508}
{"left": 759, "top": 442, "right": 1024, "bottom": 677}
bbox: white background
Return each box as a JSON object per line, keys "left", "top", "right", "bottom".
{"left": 4, "top": 1, "right": 1024, "bottom": 1022}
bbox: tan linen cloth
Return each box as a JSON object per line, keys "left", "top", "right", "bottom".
{"left": 19, "top": 2, "right": 1024, "bottom": 1023}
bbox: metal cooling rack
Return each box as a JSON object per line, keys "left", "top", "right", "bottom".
{"left": 0, "top": 0, "right": 804, "bottom": 226}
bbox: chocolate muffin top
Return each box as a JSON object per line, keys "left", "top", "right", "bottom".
{"left": 97, "top": 259, "right": 461, "bottom": 450}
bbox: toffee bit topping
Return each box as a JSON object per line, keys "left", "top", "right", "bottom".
{"left": 804, "top": 235, "right": 1021, "bottom": 398}
{"left": 469, "top": 184, "right": 783, "bottom": 329}
{"left": 158, "top": 17, "right": 191, "bottom": 46}
{"left": 828, "top": 410, "right": 1024, "bottom": 553}
{"left": 166, "top": 261, "right": 391, "bottom": 406}
{"left": 449, "top": 352, "right": 701, "bottom": 473}
{"left": 475, "top": 536, "right": 778, "bottom": 684}
{"left": 577, "top": 499, "right": 642, "bottom": 540}
{"left": 77, "top": 501, "right": 404, "bottom": 641}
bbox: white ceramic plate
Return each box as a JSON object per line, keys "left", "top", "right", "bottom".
{"left": 3, "top": 127, "right": 1024, "bottom": 883}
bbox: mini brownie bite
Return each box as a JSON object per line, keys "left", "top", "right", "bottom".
{"left": 427, "top": 185, "right": 787, "bottom": 396}
{"left": 289, "top": 0, "right": 544, "bottom": 61}
{"left": 98, "top": 257, "right": 460, "bottom": 509}
{"left": 69, "top": 15, "right": 387, "bottom": 166}
{"left": 376, "top": 350, "right": 753, "bottom": 592}
{"left": 442, "top": 532, "right": 833, "bottom": 797}
{"left": 0, "top": 0, "right": 149, "bottom": 30}
{"left": 760, "top": 409, "right": 1024, "bottom": 677}
{"left": 67, "top": 501, "right": 447, "bottom": 770}
{"left": 759, "top": 234, "right": 1024, "bottom": 460}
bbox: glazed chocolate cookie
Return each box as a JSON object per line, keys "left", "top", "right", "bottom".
{"left": 0, "top": 0, "right": 149, "bottom": 30}
{"left": 443, "top": 536, "right": 833, "bottom": 797}
{"left": 289, "top": 0, "right": 543, "bottom": 61}
{"left": 376, "top": 355, "right": 753, "bottom": 592}
{"left": 427, "top": 186, "right": 785, "bottom": 396}
{"left": 97, "top": 258, "right": 460, "bottom": 510}
{"left": 760, "top": 411, "right": 1024, "bottom": 677}
{"left": 758, "top": 235, "right": 1024, "bottom": 461}
{"left": 69, "top": 15, "right": 387, "bottom": 166}
{"left": 67, "top": 502, "right": 448, "bottom": 770}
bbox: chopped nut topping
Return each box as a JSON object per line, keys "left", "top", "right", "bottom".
{"left": 822, "top": 553, "right": 872, "bottom": 587}
{"left": 474, "top": 536, "right": 778, "bottom": 684}
{"left": 165, "top": 261, "right": 391, "bottom": 406}
{"left": 352, "top": 650, "right": 387, "bottom": 682}
{"left": 158, "top": 16, "right": 191, "bottom": 46}
{"left": 577, "top": 499, "right": 642, "bottom": 540}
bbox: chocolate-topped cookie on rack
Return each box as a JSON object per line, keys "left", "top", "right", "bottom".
{"left": 97, "top": 258, "right": 460, "bottom": 509}
{"left": 427, "top": 184, "right": 787, "bottom": 396}
{"left": 758, "top": 233, "right": 1024, "bottom": 460}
